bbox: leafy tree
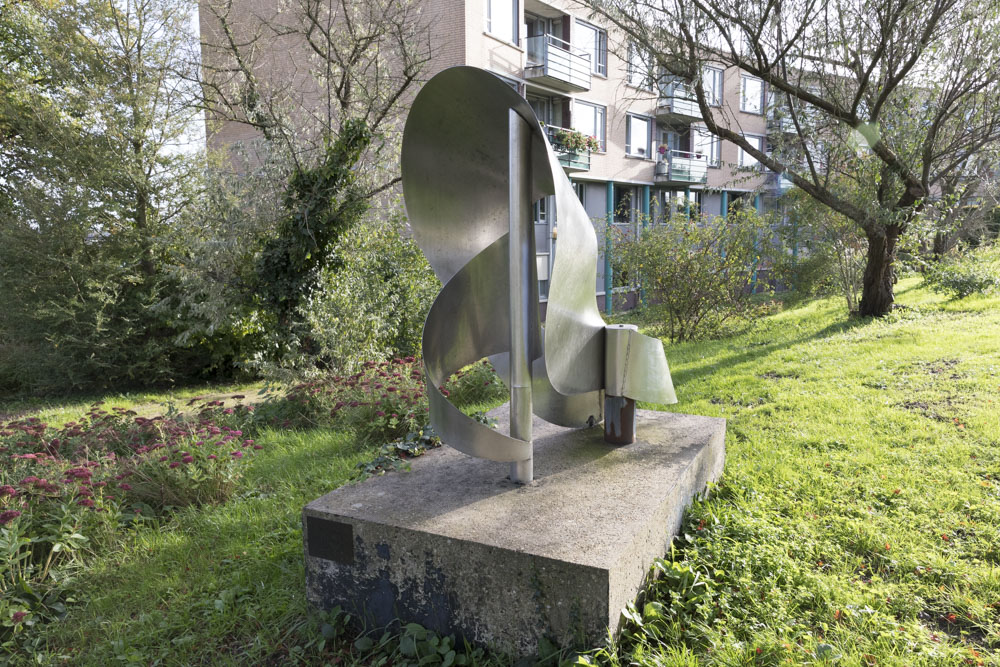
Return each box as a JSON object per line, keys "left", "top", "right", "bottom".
{"left": 254, "top": 119, "right": 373, "bottom": 329}
{"left": 591, "top": 0, "right": 1000, "bottom": 316}
{"left": 189, "top": 0, "right": 434, "bottom": 371}
{"left": 0, "top": 0, "right": 205, "bottom": 393}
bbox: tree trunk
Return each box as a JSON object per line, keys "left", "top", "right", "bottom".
{"left": 135, "top": 186, "right": 155, "bottom": 278}
{"left": 858, "top": 225, "right": 900, "bottom": 317}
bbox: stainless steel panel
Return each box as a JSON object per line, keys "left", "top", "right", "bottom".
{"left": 402, "top": 66, "right": 676, "bottom": 467}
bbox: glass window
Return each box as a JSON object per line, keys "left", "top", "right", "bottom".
{"left": 703, "top": 67, "right": 723, "bottom": 106}
{"left": 627, "top": 43, "right": 651, "bottom": 89}
{"left": 739, "top": 135, "right": 763, "bottom": 168}
{"left": 486, "top": 0, "right": 517, "bottom": 45}
{"left": 573, "top": 100, "right": 606, "bottom": 151}
{"left": 575, "top": 21, "right": 607, "bottom": 76}
{"left": 694, "top": 128, "right": 720, "bottom": 167}
{"left": 614, "top": 185, "right": 636, "bottom": 224}
{"left": 491, "top": 71, "right": 520, "bottom": 93}
{"left": 626, "top": 114, "right": 651, "bottom": 158}
{"left": 741, "top": 75, "right": 764, "bottom": 114}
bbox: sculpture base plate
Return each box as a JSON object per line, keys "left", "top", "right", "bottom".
{"left": 302, "top": 408, "right": 725, "bottom": 657}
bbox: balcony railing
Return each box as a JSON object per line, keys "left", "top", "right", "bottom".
{"left": 656, "top": 81, "right": 702, "bottom": 121}
{"left": 544, "top": 124, "right": 591, "bottom": 172}
{"left": 768, "top": 107, "right": 818, "bottom": 133}
{"left": 525, "top": 35, "right": 592, "bottom": 92}
{"left": 654, "top": 149, "right": 708, "bottom": 184}
{"left": 768, "top": 170, "right": 794, "bottom": 194}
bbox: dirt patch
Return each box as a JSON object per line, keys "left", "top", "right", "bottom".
{"left": 758, "top": 371, "right": 800, "bottom": 380}
{"left": 897, "top": 399, "right": 956, "bottom": 422}
{"left": 912, "top": 358, "right": 964, "bottom": 380}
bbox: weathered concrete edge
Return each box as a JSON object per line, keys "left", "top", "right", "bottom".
{"left": 606, "top": 415, "right": 726, "bottom": 632}
{"left": 302, "top": 510, "right": 612, "bottom": 655}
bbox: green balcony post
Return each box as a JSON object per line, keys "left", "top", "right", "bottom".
{"left": 751, "top": 193, "right": 762, "bottom": 293}
{"left": 641, "top": 185, "right": 650, "bottom": 228}
{"left": 720, "top": 190, "right": 728, "bottom": 258}
{"left": 640, "top": 184, "right": 651, "bottom": 308}
{"left": 684, "top": 188, "right": 691, "bottom": 219}
{"left": 605, "top": 181, "right": 614, "bottom": 316}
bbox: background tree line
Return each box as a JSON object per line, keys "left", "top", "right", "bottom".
{"left": 2, "top": 0, "right": 999, "bottom": 396}
{"left": 0, "top": 0, "right": 437, "bottom": 395}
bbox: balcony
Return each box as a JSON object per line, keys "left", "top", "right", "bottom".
{"left": 654, "top": 150, "right": 708, "bottom": 185}
{"left": 767, "top": 113, "right": 795, "bottom": 134}
{"left": 768, "top": 106, "right": 818, "bottom": 134}
{"left": 524, "top": 34, "right": 592, "bottom": 93}
{"left": 768, "top": 170, "right": 794, "bottom": 194}
{"left": 544, "top": 125, "right": 591, "bottom": 173}
{"left": 656, "top": 82, "right": 702, "bottom": 123}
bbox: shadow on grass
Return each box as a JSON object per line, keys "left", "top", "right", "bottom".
{"left": 666, "top": 312, "right": 876, "bottom": 388}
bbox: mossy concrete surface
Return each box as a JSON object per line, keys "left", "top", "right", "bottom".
{"left": 303, "top": 408, "right": 725, "bottom": 656}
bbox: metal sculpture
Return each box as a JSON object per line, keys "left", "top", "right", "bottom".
{"left": 402, "top": 67, "right": 676, "bottom": 484}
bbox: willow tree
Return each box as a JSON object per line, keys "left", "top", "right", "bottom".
{"left": 590, "top": 0, "right": 1000, "bottom": 316}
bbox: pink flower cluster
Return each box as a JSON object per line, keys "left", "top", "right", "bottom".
{"left": 1, "top": 396, "right": 260, "bottom": 524}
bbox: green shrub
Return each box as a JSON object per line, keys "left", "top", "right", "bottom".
{"left": 257, "top": 358, "right": 506, "bottom": 445}
{"left": 252, "top": 215, "right": 440, "bottom": 382}
{"left": 778, "top": 193, "right": 867, "bottom": 312}
{"left": 614, "top": 207, "right": 782, "bottom": 342}
{"left": 924, "top": 245, "right": 1000, "bottom": 298}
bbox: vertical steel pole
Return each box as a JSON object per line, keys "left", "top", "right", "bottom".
{"left": 508, "top": 110, "right": 533, "bottom": 484}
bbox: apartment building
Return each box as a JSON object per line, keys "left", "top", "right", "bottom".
{"left": 201, "top": 0, "right": 785, "bottom": 311}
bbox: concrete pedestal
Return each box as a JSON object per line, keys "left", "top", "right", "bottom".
{"left": 303, "top": 408, "right": 725, "bottom": 657}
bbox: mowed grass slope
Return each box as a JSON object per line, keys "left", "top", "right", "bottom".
{"left": 614, "top": 278, "right": 1000, "bottom": 666}
{"left": 17, "top": 277, "right": 1000, "bottom": 665}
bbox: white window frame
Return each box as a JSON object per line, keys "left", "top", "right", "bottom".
{"left": 740, "top": 75, "right": 765, "bottom": 114}
{"left": 694, "top": 128, "right": 721, "bottom": 167}
{"left": 626, "top": 43, "right": 652, "bottom": 90}
{"left": 703, "top": 66, "right": 723, "bottom": 106}
{"left": 739, "top": 134, "right": 764, "bottom": 169}
{"left": 625, "top": 113, "right": 652, "bottom": 158}
{"left": 575, "top": 20, "right": 607, "bottom": 76}
{"left": 485, "top": 0, "right": 518, "bottom": 45}
{"left": 573, "top": 100, "right": 606, "bottom": 152}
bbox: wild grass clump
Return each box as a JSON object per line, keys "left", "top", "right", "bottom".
{"left": 257, "top": 357, "right": 507, "bottom": 444}
{"left": 0, "top": 398, "right": 258, "bottom": 646}
{"left": 924, "top": 244, "right": 1000, "bottom": 298}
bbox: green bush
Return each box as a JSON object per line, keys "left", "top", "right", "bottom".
{"left": 614, "top": 207, "right": 782, "bottom": 342}
{"left": 924, "top": 244, "right": 1000, "bottom": 298}
{"left": 778, "top": 192, "right": 867, "bottom": 312}
{"left": 257, "top": 358, "right": 506, "bottom": 445}
{"left": 270, "top": 215, "right": 440, "bottom": 379}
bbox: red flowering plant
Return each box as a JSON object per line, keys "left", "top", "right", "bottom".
{"left": 0, "top": 398, "right": 258, "bottom": 640}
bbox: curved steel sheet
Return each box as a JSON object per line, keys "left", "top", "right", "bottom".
{"left": 402, "top": 66, "right": 676, "bottom": 465}
{"left": 401, "top": 67, "right": 552, "bottom": 284}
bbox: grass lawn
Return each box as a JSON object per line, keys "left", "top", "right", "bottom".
{"left": 7, "top": 277, "right": 1000, "bottom": 665}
